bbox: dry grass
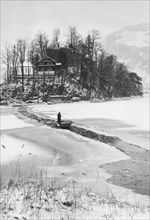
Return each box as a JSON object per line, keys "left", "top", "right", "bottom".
{"left": 0, "top": 144, "right": 149, "bottom": 220}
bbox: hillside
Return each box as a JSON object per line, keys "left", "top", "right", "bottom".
{"left": 104, "top": 23, "right": 149, "bottom": 89}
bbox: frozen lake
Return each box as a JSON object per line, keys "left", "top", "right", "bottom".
{"left": 29, "top": 95, "right": 149, "bottom": 149}
{"left": 0, "top": 97, "right": 149, "bottom": 206}
{"left": 29, "top": 95, "right": 149, "bottom": 131}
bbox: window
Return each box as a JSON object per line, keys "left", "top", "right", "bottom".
{"left": 25, "top": 67, "right": 27, "bottom": 74}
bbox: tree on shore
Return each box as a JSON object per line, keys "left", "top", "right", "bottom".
{"left": 51, "top": 28, "right": 61, "bottom": 48}
{"left": 17, "top": 39, "right": 26, "bottom": 92}
{"left": 80, "top": 44, "right": 143, "bottom": 99}
{"left": 66, "top": 25, "right": 81, "bottom": 49}
{"left": 32, "top": 32, "right": 49, "bottom": 58}
{"left": 98, "top": 53, "right": 117, "bottom": 98}
{"left": 11, "top": 44, "right": 19, "bottom": 83}
{"left": 30, "top": 32, "right": 49, "bottom": 84}
{"left": 2, "top": 44, "right": 12, "bottom": 84}
{"left": 79, "top": 30, "right": 102, "bottom": 98}
{"left": 128, "top": 72, "right": 143, "bottom": 96}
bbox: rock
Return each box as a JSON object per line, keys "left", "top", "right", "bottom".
{"left": 91, "top": 98, "right": 100, "bottom": 102}
{"left": 71, "top": 97, "right": 80, "bottom": 102}
{"left": 26, "top": 100, "right": 38, "bottom": 104}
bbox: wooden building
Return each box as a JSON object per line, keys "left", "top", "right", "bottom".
{"left": 36, "top": 47, "right": 82, "bottom": 84}
{"left": 37, "top": 55, "right": 64, "bottom": 84}
{"left": 46, "top": 47, "right": 82, "bottom": 74}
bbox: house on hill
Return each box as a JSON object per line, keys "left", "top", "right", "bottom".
{"left": 37, "top": 55, "right": 63, "bottom": 84}
{"left": 46, "top": 47, "right": 82, "bottom": 73}
{"left": 36, "top": 47, "right": 82, "bottom": 84}
{"left": 11, "top": 61, "right": 33, "bottom": 82}
{"left": 10, "top": 47, "right": 82, "bottom": 85}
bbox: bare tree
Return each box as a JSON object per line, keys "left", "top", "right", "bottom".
{"left": 2, "top": 44, "right": 12, "bottom": 84}
{"left": 30, "top": 32, "right": 49, "bottom": 84}
{"left": 11, "top": 44, "right": 19, "bottom": 83}
{"left": 66, "top": 25, "right": 81, "bottom": 48}
{"left": 80, "top": 30, "right": 102, "bottom": 98}
{"left": 29, "top": 41, "right": 40, "bottom": 85}
{"left": 32, "top": 32, "right": 49, "bottom": 58}
{"left": 17, "top": 39, "right": 26, "bottom": 92}
{"left": 26, "top": 44, "right": 31, "bottom": 85}
{"left": 90, "top": 30, "right": 102, "bottom": 61}
{"left": 29, "top": 41, "right": 39, "bottom": 66}
{"left": 51, "top": 28, "right": 60, "bottom": 48}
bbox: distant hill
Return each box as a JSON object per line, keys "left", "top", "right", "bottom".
{"left": 104, "top": 23, "right": 149, "bottom": 89}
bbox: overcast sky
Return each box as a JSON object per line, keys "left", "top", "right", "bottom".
{"left": 1, "top": 0, "right": 149, "bottom": 49}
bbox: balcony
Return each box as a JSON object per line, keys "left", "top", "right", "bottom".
{"left": 38, "top": 71, "right": 55, "bottom": 76}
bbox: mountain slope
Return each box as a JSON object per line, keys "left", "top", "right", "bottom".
{"left": 104, "top": 23, "right": 149, "bottom": 89}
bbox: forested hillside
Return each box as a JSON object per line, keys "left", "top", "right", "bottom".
{"left": 1, "top": 26, "right": 143, "bottom": 103}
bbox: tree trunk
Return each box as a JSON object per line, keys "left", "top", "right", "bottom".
{"left": 15, "top": 67, "right": 18, "bottom": 84}
{"left": 6, "top": 66, "right": 9, "bottom": 84}
{"left": 28, "top": 61, "right": 30, "bottom": 85}
{"left": 43, "top": 66, "right": 45, "bottom": 84}
{"left": 21, "top": 64, "right": 24, "bottom": 92}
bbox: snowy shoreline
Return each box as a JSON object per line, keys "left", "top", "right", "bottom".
{"left": 0, "top": 99, "right": 150, "bottom": 219}
{"left": 16, "top": 104, "right": 150, "bottom": 196}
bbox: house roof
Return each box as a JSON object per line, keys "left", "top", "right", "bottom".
{"left": 37, "top": 55, "right": 56, "bottom": 64}
{"left": 12, "top": 61, "right": 32, "bottom": 68}
{"left": 23, "top": 61, "right": 32, "bottom": 66}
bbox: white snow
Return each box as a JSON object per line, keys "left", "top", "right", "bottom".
{"left": 1, "top": 97, "right": 150, "bottom": 219}
{"left": 0, "top": 115, "right": 33, "bottom": 130}
{"left": 30, "top": 95, "right": 149, "bottom": 131}
{"left": 1, "top": 135, "right": 54, "bottom": 164}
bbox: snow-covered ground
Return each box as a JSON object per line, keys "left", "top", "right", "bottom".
{"left": 0, "top": 96, "right": 149, "bottom": 219}
{"left": 1, "top": 115, "right": 33, "bottom": 130}
{"left": 1, "top": 135, "right": 54, "bottom": 164}
{"left": 29, "top": 95, "right": 149, "bottom": 149}
{"left": 30, "top": 95, "right": 149, "bottom": 131}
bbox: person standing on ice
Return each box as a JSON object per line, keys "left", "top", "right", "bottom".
{"left": 57, "top": 112, "right": 61, "bottom": 124}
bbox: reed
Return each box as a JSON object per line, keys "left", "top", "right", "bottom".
{"left": 0, "top": 144, "right": 149, "bottom": 220}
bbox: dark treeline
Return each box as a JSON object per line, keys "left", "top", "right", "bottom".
{"left": 66, "top": 28, "right": 143, "bottom": 98}
{"left": 2, "top": 26, "right": 143, "bottom": 100}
